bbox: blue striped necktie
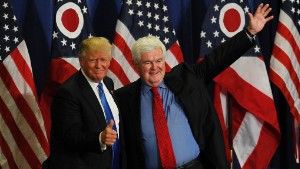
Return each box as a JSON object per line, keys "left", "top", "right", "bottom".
{"left": 98, "top": 83, "right": 119, "bottom": 169}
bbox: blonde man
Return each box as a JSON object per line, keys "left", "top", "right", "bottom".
{"left": 48, "top": 37, "right": 126, "bottom": 169}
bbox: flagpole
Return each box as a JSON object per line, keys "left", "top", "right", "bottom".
{"left": 227, "top": 93, "right": 233, "bottom": 169}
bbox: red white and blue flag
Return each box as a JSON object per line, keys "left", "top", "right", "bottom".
{"left": 109, "top": 0, "right": 184, "bottom": 89}
{"left": 199, "top": 0, "right": 280, "bottom": 168}
{"left": 39, "top": 0, "right": 94, "bottom": 139}
{"left": 269, "top": 0, "right": 300, "bottom": 162}
{"left": 0, "top": 0, "right": 49, "bottom": 168}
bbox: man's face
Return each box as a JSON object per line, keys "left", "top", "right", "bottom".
{"left": 134, "top": 48, "right": 165, "bottom": 87}
{"left": 80, "top": 51, "right": 111, "bottom": 83}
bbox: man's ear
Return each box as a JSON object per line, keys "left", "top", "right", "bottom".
{"left": 133, "top": 63, "right": 140, "bottom": 75}
{"left": 79, "top": 57, "right": 84, "bottom": 67}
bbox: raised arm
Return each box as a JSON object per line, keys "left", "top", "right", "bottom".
{"left": 193, "top": 3, "right": 273, "bottom": 83}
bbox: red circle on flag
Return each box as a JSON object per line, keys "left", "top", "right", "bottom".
{"left": 62, "top": 9, "right": 79, "bottom": 33}
{"left": 219, "top": 3, "right": 245, "bottom": 37}
{"left": 56, "top": 2, "right": 84, "bottom": 39}
{"left": 223, "top": 9, "right": 241, "bottom": 32}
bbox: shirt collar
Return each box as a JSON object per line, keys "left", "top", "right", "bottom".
{"left": 141, "top": 80, "right": 167, "bottom": 95}
{"left": 81, "top": 69, "right": 103, "bottom": 89}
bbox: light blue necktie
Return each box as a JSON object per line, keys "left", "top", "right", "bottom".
{"left": 98, "top": 83, "right": 119, "bottom": 169}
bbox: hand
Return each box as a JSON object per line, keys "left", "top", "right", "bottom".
{"left": 247, "top": 3, "right": 273, "bottom": 35}
{"left": 101, "top": 120, "right": 117, "bottom": 146}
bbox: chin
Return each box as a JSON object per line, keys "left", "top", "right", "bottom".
{"left": 92, "top": 76, "right": 105, "bottom": 82}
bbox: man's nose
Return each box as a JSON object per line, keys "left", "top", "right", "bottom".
{"left": 95, "top": 59, "right": 103, "bottom": 68}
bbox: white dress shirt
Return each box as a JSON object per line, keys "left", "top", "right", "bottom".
{"left": 81, "top": 70, "right": 120, "bottom": 150}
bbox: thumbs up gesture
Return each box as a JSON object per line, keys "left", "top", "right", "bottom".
{"left": 101, "top": 120, "right": 117, "bottom": 146}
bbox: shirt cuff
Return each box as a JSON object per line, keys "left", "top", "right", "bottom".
{"left": 245, "top": 28, "right": 256, "bottom": 42}
{"left": 99, "top": 132, "right": 107, "bottom": 151}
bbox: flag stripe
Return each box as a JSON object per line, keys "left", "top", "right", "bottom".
{"left": 0, "top": 74, "right": 47, "bottom": 163}
{"left": 269, "top": 8, "right": 300, "bottom": 123}
{"left": 269, "top": 3, "right": 300, "bottom": 163}
{"left": 0, "top": 63, "right": 49, "bottom": 154}
{"left": 0, "top": 97, "right": 41, "bottom": 169}
{"left": 231, "top": 102, "right": 247, "bottom": 142}
{"left": 168, "top": 41, "right": 184, "bottom": 64}
{"left": 113, "top": 32, "right": 136, "bottom": 72}
{"left": 8, "top": 45, "right": 49, "bottom": 143}
{"left": 242, "top": 122, "right": 280, "bottom": 169}
{"left": 62, "top": 57, "right": 80, "bottom": 70}
{"left": 49, "top": 58, "right": 78, "bottom": 84}
{"left": 233, "top": 111, "right": 263, "bottom": 168}
{"left": 276, "top": 10, "right": 300, "bottom": 55}
{"left": 112, "top": 44, "right": 139, "bottom": 81}
{"left": 269, "top": 67, "right": 300, "bottom": 122}
{"left": 115, "top": 20, "right": 136, "bottom": 49}
{"left": 165, "top": 62, "right": 171, "bottom": 72}
{"left": 213, "top": 86, "right": 232, "bottom": 162}
{"left": 11, "top": 42, "right": 38, "bottom": 99}
{"left": 272, "top": 44, "right": 300, "bottom": 95}
{"left": 215, "top": 67, "right": 279, "bottom": 126}
{"left": 1, "top": 1, "right": 49, "bottom": 167}
{"left": 107, "top": 70, "right": 124, "bottom": 90}
{"left": 276, "top": 23, "right": 300, "bottom": 64}
{"left": 165, "top": 48, "right": 180, "bottom": 69}
{"left": 0, "top": 112, "right": 31, "bottom": 169}
{"left": 230, "top": 57, "right": 273, "bottom": 98}
{"left": 274, "top": 26, "right": 300, "bottom": 77}
{"left": 0, "top": 133, "right": 18, "bottom": 169}
{"left": 110, "top": 58, "right": 131, "bottom": 86}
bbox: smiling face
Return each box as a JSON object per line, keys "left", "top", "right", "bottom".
{"left": 134, "top": 48, "right": 165, "bottom": 87}
{"left": 80, "top": 51, "right": 111, "bottom": 83}
{"left": 78, "top": 37, "right": 112, "bottom": 83}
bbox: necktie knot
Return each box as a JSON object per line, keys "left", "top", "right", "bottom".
{"left": 151, "top": 86, "right": 159, "bottom": 95}
{"left": 98, "top": 83, "right": 104, "bottom": 93}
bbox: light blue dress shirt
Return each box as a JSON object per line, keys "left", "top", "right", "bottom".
{"left": 140, "top": 81, "right": 200, "bottom": 169}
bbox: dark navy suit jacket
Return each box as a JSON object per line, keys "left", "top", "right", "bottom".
{"left": 115, "top": 31, "right": 253, "bottom": 169}
{"left": 48, "top": 71, "right": 126, "bottom": 169}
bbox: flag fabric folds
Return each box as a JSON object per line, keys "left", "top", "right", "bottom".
{"left": 199, "top": 0, "right": 280, "bottom": 168}
{"left": 0, "top": 0, "right": 49, "bottom": 168}
{"left": 109, "top": 0, "right": 184, "bottom": 89}
{"left": 39, "top": 0, "right": 94, "bottom": 139}
{"left": 269, "top": 0, "right": 300, "bottom": 162}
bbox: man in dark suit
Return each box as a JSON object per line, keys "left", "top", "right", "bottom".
{"left": 48, "top": 37, "right": 126, "bottom": 169}
{"left": 115, "top": 4, "right": 272, "bottom": 169}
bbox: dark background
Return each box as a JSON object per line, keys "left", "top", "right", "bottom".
{"left": 9, "top": 0, "right": 299, "bottom": 168}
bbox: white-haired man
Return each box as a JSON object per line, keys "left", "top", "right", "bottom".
{"left": 115, "top": 3, "right": 273, "bottom": 169}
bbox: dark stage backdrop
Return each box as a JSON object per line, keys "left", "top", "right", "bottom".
{"left": 8, "top": 0, "right": 299, "bottom": 168}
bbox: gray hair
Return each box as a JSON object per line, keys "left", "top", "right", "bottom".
{"left": 131, "top": 36, "right": 166, "bottom": 64}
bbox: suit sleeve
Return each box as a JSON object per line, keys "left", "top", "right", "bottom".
{"left": 192, "top": 30, "right": 254, "bottom": 84}
{"left": 50, "top": 87, "right": 102, "bottom": 153}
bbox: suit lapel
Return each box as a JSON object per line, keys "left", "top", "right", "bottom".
{"left": 103, "top": 77, "right": 116, "bottom": 102}
{"left": 127, "top": 80, "right": 145, "bottom": 154}
{"left": 77, "top": 71, "right": 107, "bottom": 129}
{"left": 164, "top": 72, "right": 194, "bottom": 123}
